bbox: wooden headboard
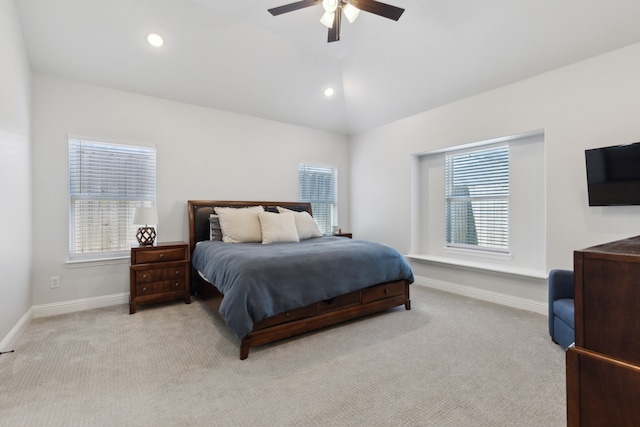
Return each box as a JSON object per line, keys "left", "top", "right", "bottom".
{"left": 187, "top": 200, "right": 312, "bottom": 254}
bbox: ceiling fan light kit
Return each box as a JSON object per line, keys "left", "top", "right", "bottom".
{"left": 320, "top": 11, "right": 336, "bottom": 28}
{"left": 268, "top": 0, "right": 405, "bottom": 43}
{"left": 343, "top": 3, "right": 361, "bottom": 23}
{"left": 322, "top": 0, "right": 339, "bottom": 13}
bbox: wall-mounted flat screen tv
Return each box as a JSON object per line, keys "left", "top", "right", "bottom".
{"left": 585, "top": 142, "right": 640, "bottom": 206}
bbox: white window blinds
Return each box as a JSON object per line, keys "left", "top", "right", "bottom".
{"left": 445, "top": 145, "right": 509, "bottom": 252}
{"left": 299, "top": 163, "right": 337, "bottom": 234}
{"left": 69, "top": 139, "right": 156, "bottom": 259}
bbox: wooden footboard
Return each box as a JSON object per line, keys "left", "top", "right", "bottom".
{"left": 193, "top": 273, "right": 411, "bottom": 359}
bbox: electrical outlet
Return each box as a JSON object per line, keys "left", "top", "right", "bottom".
{"left": 50, "top": 276, "right": 60, "bottom": 289}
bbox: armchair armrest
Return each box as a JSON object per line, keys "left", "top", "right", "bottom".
{"left": 548, "top": 269, "right": 574, "bottom": 339}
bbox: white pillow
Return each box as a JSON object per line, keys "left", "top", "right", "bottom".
{"left": 277, "top": 206, "right": 323, "bottom": 240}
{"left": 258, "top": 212, "right": 299, "bottom": 244}
{"left": 214, "top": 206, "right": 264, "bottom": 243}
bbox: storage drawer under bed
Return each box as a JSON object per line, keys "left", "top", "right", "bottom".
{"left": 361, "top": 280, "right": 406, "bottom": 304}
{"left": 251, "top": 280, "right": 405, "bottom": 331}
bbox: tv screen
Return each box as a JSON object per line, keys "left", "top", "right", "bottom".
{"left": 585, "top": 142, "right": 640, "bottom": 206}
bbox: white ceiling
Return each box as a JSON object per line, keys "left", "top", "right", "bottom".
{"left": 14, "top": 0, "right": 640, "bottom": 135}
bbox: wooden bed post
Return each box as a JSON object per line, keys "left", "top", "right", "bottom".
{"left": 240, "top": 339, "right": 251, "bottom": 360}
{"left": 405, "top": 283, "right": 411, "bottom": 310}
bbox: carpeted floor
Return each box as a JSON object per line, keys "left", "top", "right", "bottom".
{"left": 0, "top": 286, "right": 566, "bottom": 426}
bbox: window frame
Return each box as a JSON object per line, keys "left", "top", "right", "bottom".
{"left": 298, "top": 162, "right": 338, "bottom": 235}
{"left": 444, "top": 144, "right": 510, "bottom": 253}
{"left": 68, "top": 138, "right": 157, "bottom": 261}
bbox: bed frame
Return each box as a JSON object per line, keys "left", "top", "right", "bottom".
{"left": 187, "top": 200, "right": 411, "bottom": 359}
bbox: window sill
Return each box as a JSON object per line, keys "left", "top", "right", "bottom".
{"left": 66, "top": 255, "right": 130, "bottom": 269}
{"left": 443, "top": 246, "right": 512, "bottom": 261}
{"left": 406, "top": 254, "right": 547, "bottom": 279}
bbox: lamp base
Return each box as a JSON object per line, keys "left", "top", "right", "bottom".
{"left": 136, "top": 226, "right": 156, "bottom": 246}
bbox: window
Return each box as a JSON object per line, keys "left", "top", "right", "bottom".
{"left": 411, "top": 131, "right": 544, "bottom": 272}
{"left": 445, "top": 145, "right": 509, "bottom": 252}
{"left": 69, "top": 139, "right": 156, "bottom": 260}
{"left": 298, "top": 163, "right": 337, "bottom": 234}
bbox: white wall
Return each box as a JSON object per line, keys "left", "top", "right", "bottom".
{"left": 14, "top": 15, "right": 640, "bottom": 332}
{"left": 351, "top": 42, "right": 640, "bottom": 308}
{"left": 0, "top": 0, "right": 32, "bottom": 349}
{"left": 30, "top": 73, "right": 349, "bottom": 307}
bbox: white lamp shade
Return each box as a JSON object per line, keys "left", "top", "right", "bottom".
{"left": 320, "top": 11, "right": 335, "bottom": 28}
{"left": 343, "top": 3, "right": 360, "bottom": 23}
{"left": 133, "top": 207, "right": 159, "bottom": 225}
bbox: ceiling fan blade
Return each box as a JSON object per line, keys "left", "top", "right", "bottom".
{"left": 327, "top": 10, "right": 341, "bottom": 42}
{"left": 268, "top": 0, "right": 321, "bottom": 16}
{"left": 348, "top": 0, "right": 405, "bottom": 21}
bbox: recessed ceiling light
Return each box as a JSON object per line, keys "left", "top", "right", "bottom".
{"left": 324, "top": 87, "right": 335, "bottom": 97}
{"left": 146, "top": 33, "right": 164, "bottom": 48}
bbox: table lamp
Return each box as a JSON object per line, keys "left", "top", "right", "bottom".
{"left": 133, "top": 207, "right": 159, "bottom": 246}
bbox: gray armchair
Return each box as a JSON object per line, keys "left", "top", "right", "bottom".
{"left": 548, "top": 269, "right": 575, "bottom": 349}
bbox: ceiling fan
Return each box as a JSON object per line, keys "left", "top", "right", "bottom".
{"left": 268, "top": 0, "right": 405, "bottom": 43}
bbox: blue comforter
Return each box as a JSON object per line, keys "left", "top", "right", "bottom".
{"left": 191, "top": 236, "right": 414, "bottom": 339}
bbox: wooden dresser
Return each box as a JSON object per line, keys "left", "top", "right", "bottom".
{"left": 567, "top": 235, "right": 640, "bottom": 426}
{"left": 129, "top": 241, "right": 190, "bottom": 314}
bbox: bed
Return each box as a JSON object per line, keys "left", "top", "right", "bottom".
{"left": 188, "top": 200, "right": 414, "bottom": 359}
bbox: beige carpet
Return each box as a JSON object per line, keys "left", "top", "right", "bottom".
{"left": 0, "top": 286, "right": 566, "bottom": 426}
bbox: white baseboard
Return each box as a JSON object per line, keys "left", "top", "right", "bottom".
{"left": 414, "top": 275, "right": 548, "bottom": 315}
{"left": 1, "top": 293, "right": 129, "bottom": 352}
{"left": 5, "top": 282, "right": 545, "bottom": 350}
{"left": 32, "top": 293, "right": 129, "bottom": 318}
{"left": 0, "top": 308, "right": 33, "bottom": 353}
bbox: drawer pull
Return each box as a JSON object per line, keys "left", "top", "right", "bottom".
{"left": 175, "top": 270, "right": 180, "bottom": 276}
{"left": 384, "top": 289, "right": 389, "bottom": 294}
{"left": 159, "top": 254, "right": 165, "bottom": 259}
{"left": 142, "top": 274, "right": 148, "bottom": 279}
{"left": 142, "top": 287, "right": 147, "bottom": 293}
{"left": 175, "top": 282, "right": 180, "bottom": 288}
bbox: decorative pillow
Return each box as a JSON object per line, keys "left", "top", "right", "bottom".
{"left": 209, "top": 214, "right": 223, "bottom": 241}
{"left": 277, "top": 206, "right": 323, "bottom": 240}
{"left": 214, "top": 206, "right": 264, "bottom": 243}
{"left": 258, "top": 211, "right": 299, "bottom": 244}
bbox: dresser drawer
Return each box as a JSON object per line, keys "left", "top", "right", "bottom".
{"left": 135, "top": 264, "right": 186, "bottom": 283}
{"left": 136, "top": 279, "right": 185, "bottom": 296}
{"left": 362, "top": 280, "right": 406, "bottom": 304}
{"left": 133, "top": 247, "right": 186, "bottom": 264}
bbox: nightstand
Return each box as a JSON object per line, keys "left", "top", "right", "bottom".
{"left": 129, "top": 241, "right": 190, "bottom": 314}
{"left": 334, "top": 233, "right": 352, "bottom": 238}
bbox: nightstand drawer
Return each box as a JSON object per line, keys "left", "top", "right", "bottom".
{"left": 136, "top": 279, "right": 185, "bottom": 296}
{"left": 134, "top": 247, "right": 186, "bottom": 264}
{"left": 135, "top": 264, "right": 186, "bottom": 283}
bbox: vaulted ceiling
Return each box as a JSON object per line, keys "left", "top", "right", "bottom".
{"left": 15, "top": 0, "right": 640, "bottom": 135}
